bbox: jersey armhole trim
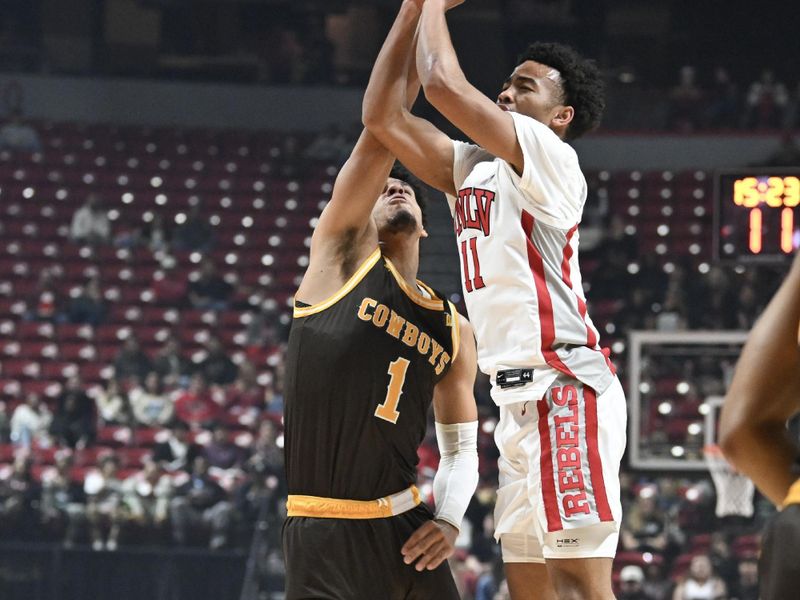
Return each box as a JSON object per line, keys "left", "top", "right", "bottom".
{"left": 384, "top": 257, "right": 445, "bottom": 311}
{"left": 293, "top": 247, "right": 381, "bottom": 318}
{"left": 783, "top": 478, "right": 800, "bottom": 509}
{"left": 448, "top": 301, "right": 461, "bottom": 364}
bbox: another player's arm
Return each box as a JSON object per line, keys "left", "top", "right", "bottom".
{"left": 720, "top": 251, "right": 800, "bottom": 506}
{"left": 362, "top": 0, "right": 457, "bottom": 195}
{"left": 307, "top": 22, "right": 423, "bottom": 261}
{"left": 401, "top": 315, "right": 479, "bottom": 571}
{"left": 415, "top": 0, "right": 524, "bottom": 173}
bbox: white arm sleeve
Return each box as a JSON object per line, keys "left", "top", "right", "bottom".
{"left": 433, "top": 421, "right": 479, "bottom": 531}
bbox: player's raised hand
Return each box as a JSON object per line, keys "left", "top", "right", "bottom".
{"left": 407, "top": 0, "right": 466, "bottom": 11}
{"left": 401, "top": 519, "right": 458, "bottom": 571}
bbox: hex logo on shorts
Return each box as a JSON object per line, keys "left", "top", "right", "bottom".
{"left": 555, "top": 538, "right": 579, "bottom": 548}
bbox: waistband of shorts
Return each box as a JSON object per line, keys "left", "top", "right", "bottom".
{"left": 783, "top": 479, "right": 800, "bottom": 508}
{"left": 286, "top": 485, "right": 421, "bottom": 519}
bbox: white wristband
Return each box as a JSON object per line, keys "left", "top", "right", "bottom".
{"left": 433, "top": 421, "right": 479, "bottom": 531}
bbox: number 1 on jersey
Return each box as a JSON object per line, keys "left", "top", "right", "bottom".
{"left": 460, "top": 237, "right": 485, "bottom": 292}
{"left": 374, "top": 357, "right": 410, "bottom": 424}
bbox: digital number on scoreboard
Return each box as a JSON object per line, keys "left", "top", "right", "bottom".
{"left": 714, "top": 170, "right": 800, "bottom": 261}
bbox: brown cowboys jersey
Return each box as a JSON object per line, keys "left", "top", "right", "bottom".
{"left": 284, "top": 247, "right": 459, "bottom": 500}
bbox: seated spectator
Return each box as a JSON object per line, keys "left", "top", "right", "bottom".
{"left": 113, "top": 336, "right": 152, "bottom": 383}
{"left": 0, "top": 107, "right": 42, "bottom": 152}
{"left": 120, "top": 456, "right": 172, "bottom": 544}
{"left": 169, "top": 455, "right": 233, "bottom": 549}
{"left": 93, "top": 379, "right": 132, "bottom": 426}
{"left": 619, "top": 565, "right": 648, "bottom": 600}
{"left": 705, "top": 66, "right": 739, "bottom": 130}
{"left": 204, "top": 422, "right": 244, "bottom": 472}
{"left": 225, "top": 360, "right": 263, "bottom": 411}
{"left": 730, "top": 557, "right": 758, "bottom": 600}
{"left": 672, "top": 555, "right": 726, "bottom": 600}
{"left": 84, "top": 453, "right": 125, "bottom": 551}
{"left": 743, "top": 68, "right": 789, "bottom": 129}
{"left": 67, "top": 278, "right": 107, "bottom": 326}
{"left": 621, "top": 495, "right": 669, "bottom": 553}
{"left": 70, "top": 193, "right": 110, "bottom": 244}
{"left": 172, "top": 204, "right": 213, "bottom": 252}
{"left": 642, "top": 562, "right": 671, "bottom": 600}
{"left": 246, "top": 419, "right": 284, "bottom": 485}
{"left": 142, "top": 214, "right": 170, "bottom": 253}
{"left": 40, "top": 451, "right": 86, "bottom": 545}
{"left": 173, "top": 374, "right": 220, "bottom": 428}
{"left": 188, "top": 260, "right": 234, "bottom": 311}
{"left": 668, "top": 65, "right": 704, "bottom": 132}
{"left": 0, "top": 453, "right": 40, "bottom": 539}
{"left": 50, "top": 376, "right": 95, "bottom": 448}
{"left": 24, "top": 268, "right": 65, "bottom": 323}
{"left": 233, "top": 454, "right": 285, "bottom": 548}
{"left": 708, "top": 532, "right": 738, "bottom": 587}
{"left": 153, "top": 337, "right": 192, "bottom": 387}
{"left": 198, "top": 336, "right": 238, "bottom": 386}
{"left": 263, "top": 382, "right": 284, "bottom": 416}
{"left": 152, "top": 421, "right": 200, "bottom": 473}
{"left": 152, "top": 263, "right": 188, "bottom": 307}
{"left": 243, "top": 307, "right": 280, "bottom": 348}
{"left": 129, "top": 372, "right": 174, "bottom": 428}
{"left": 10, "top": 392, "right": 52, "bottom": 448}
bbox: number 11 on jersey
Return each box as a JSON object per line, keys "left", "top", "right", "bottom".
{"left": 460, "top": 237, "right": 485, "bottom": 292}
{"left": 374, "top": 357, "right": 410, "bottom": 424}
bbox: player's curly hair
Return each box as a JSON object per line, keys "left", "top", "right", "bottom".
{"left": 390, "top": 163, "right": 427, "bottom": 228}
{"left": 516, "top": 42, "right": 605, "bottom": 140}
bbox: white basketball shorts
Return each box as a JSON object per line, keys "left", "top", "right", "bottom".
{"left": 494, "top": 374, "right": 626, "bottom": 562}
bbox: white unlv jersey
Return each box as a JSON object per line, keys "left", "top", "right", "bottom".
{"left": 446, "top": 112, "right": 615, "bottom": 405}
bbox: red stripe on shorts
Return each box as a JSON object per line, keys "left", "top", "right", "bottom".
{"left": 583, "top": 385, "right": 613, "bottom": 522}
{"left": 537, "top": 398, "right": 563, "bottom": 532}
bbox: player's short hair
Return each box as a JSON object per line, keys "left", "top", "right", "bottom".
{"left": 516, "top": 42, "right": 605, "bottom": 140}
{"left": 389, "top": 164, "right": 427, "bottom": 228}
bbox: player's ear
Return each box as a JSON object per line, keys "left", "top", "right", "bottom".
{"left": 551, "top": 105, "right": 574, "bottom": 129}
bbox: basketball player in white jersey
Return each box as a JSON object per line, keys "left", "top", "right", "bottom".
{"left": 363, "top": 1, "right": 625, "bottom": 598}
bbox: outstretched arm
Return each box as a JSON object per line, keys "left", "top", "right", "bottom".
{"left": 720, "top": 252, "right": 800, "bottom": 506}
{"left": 416, "top": 0, "right": 524, "bottom": 172}
{"left": 401, "top": 315, "right": 478, "bottom": 571}
{"left": 310, "top": 63, "right": 422, "bottom": 251}
{"left": 363, "top": 0, "right": 457, "bottom": 195}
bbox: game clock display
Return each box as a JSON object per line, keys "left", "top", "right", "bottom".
{"left": 714, "top": 170, "right": 800, "bottom": 261}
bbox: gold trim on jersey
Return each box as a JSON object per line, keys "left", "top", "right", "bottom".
{"left": 783, "top": 478, "right": 800, "bottom": 508}
{"left": 286, "top": 485, "right": 421, "bottom": 519}
{"left": 448, "top": 301, "right": 461, "bottom": 364}
{"left": 384, "top": 257, "right": 445, "bottom": 311}
{"left": 293, "top": 248, "right": 382, "bottom": 318}
{"left": 416, "top": 280, "right": 438, "bottom": 301}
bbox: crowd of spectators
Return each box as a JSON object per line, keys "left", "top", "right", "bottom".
{"left": 667, "top": 66, "right": 798, "bottom": 133}
{"left": 0, "top": 122, "right": 791, "bottom": 600}
{"left": 0, "top": 353, "right": 285, "bottom": 552}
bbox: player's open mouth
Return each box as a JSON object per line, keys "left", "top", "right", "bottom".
{"left": 497, "top": 104, "right": 511, "bottom": 112}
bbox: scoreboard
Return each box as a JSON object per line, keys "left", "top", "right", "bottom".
{"left": 714, "top": 170, "right": 800, "bottom": 261}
